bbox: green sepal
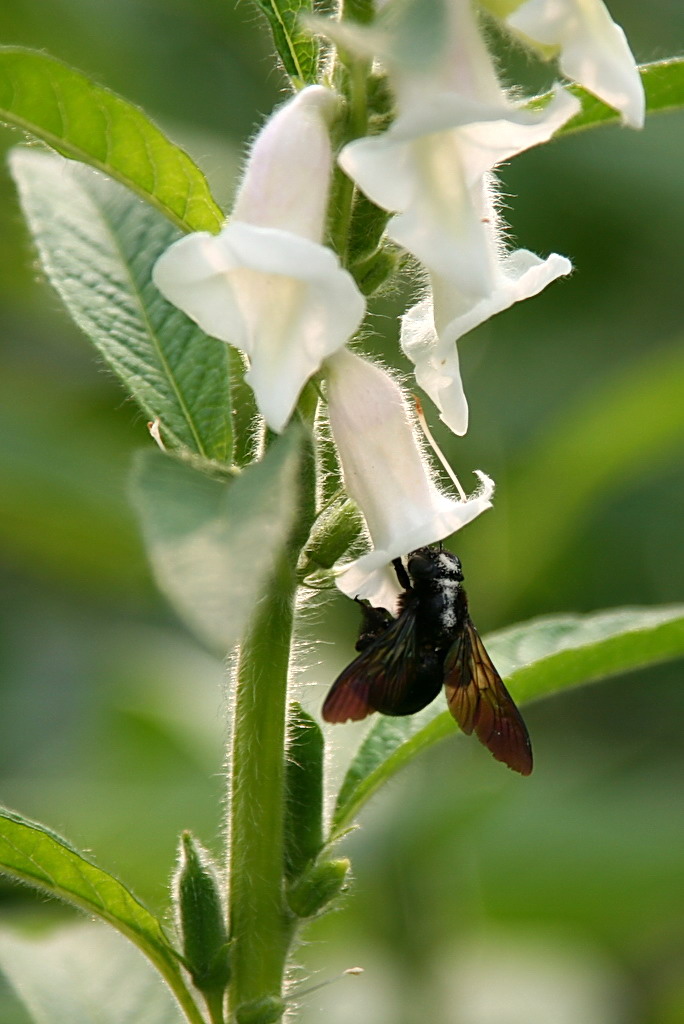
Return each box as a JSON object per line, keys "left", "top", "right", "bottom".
{"left": 284, "top": 704, "right": 325, "bottom": 881}
{"left": 229, "top": 347, "right": 263, "bottom": 469}
{"left": 174, "top": 832, "right": 231, "bottom": 998}
{"left": 235, "top": 995, "right": 286, "bottom": 1024}
{"left": 366, "top": 71, "right": 394, "bottom": 121}
{"left": 353, "top": 246, "right": 400, "bottom": 296}
{"left": 347, "top": 190, "right": 392, "bottom": 266}
{"left": 303, "top": 499, "right": 364, "bottom": 571}
{"left": 342, "top": 0, "right": 376, "bottom": 24}
{"left": 286, "top": 858, "right": 350, "bottom": 918}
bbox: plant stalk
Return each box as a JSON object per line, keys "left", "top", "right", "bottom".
{"left": 227, "top": 551, "right": 297, "bottom": 1014}
{"left": 227, "top": 427, "right": 316, "bottom": 1018}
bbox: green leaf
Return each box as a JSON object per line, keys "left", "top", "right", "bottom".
{"left": 0, "top": 923, "right": 186, "bottom": 1024}
{"left": 0, "top": 811, "right": 204, "bottom": 1024}
{"left": 130, "top": 427, "right": 304, "bottom": 654}
{"left": 284, "top": 704, "right": 325, "bottom": 881}
{"left": 250, "top": 0, "right": 319, "bottom": 83}
{"left": 331, "top": 605, "right": 684, "bottom": 834}
{"left": 547, "top": 59, "right": 684, "bottom": 136}
{"left": 477, "top": 340, "right": 684, "bottom": 614}
{"left": 10, "top": 148, "right": 232, "bottom": 462}
{"left": 0, "top": 363, "right": 145, "bottom": 593}
{"left": 0, "top": 47, "right": 223, "bottom": 233}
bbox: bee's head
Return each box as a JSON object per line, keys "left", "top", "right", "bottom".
{"left": 407, "top": 546, "right": 464, "bottom": 584}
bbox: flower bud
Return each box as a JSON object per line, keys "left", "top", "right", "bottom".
{"left": 173, "top": 831, "right": 230, "bottom": 997}
{"left": 303, "top": 499, "right": 365, "bottom": 570}
{"left": 284, "top": 704, "right": 325, "bottom": 881}
{"left": 353, "top": 247, "right": 400, "bottom": 297}
{"left": 287, "top": 858, "right": 351, "bottom": 918}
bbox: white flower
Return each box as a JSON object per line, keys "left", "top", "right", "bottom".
{"left": 341, "top": 87, "right": 577, "bottom": 293}
{"left": 153, "top": 85, "right": 366, "bottom": 434}
{"left": 400, "top": 182, "right": 573, "bottom": 435}
{"left": 335, "top": 2, "right": 578, "bottom": 436}
{"left": 338, "top": 0, "right": 579, "bottom": 291}
{"left": 493, "top": 0, "right": 645, "bottom": 130}
{"left": 325, "top": 348, "right": 494, "bottom": 612}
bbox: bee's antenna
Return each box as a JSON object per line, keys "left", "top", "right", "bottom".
{"left": 413, "top": 395, "right": 467, "bottom": 501}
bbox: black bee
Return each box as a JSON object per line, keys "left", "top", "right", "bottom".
{"left": 323, "top": 546, "right": 532, "bottom": 775}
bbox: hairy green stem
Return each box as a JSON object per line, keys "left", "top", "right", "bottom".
{"left": 328, "top": 58, "right": 370, "bottom": 262}
{"left": 159, "top": 970, "right": 208, "bottom": 1024}
{"left": 228, "top": 551, "right": 298, "bottom": 1013}
{"left": 205, "top": 990, "right": 226, "bottom": 1024}
{"left": 227, "top": 428, "right": 316, "bottom": 1018}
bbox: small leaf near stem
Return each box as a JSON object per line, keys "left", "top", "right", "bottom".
{"left": 228, "top": 554, "right": 299, "bottom": 1014}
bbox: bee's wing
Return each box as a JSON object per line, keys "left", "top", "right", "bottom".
{"left": 443, "top": 619, "right": 533, "bottom": 776}
{"left": 322, "top": 605, "right": 419, "bottom": 723}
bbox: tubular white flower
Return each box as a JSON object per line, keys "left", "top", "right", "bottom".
{"left": 153, "top": 86, "right": 366, "bottom": 433}
{"left": 497, "top": 0, "right": 645, "bottom": 130}
{"left": 339, "top": 0, "right": 579, "bottom": 296}
{"left": 400, "top": 189, "right": 573, "bottom": 435}
{"left": 335, "top": 2, "right": 578, "bottom": 437}
{"left": 326, "top": 349, "right": 494, "bottom": 612}
{"left": 342, "top": 86, "right": 577, "bottom": 297}
{"left": 231, "top": 85, "right": 336, "bottom": 241}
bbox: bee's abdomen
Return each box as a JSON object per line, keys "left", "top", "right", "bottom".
{"left": 371, "top": 650, "right": 444, "bottom": 716}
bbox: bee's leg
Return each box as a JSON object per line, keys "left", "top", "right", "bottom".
{"left": 355, "top": 598, "right": 393, "bottom": 651}
{"left": 392, "top": 556, "right": 412, "bottom": 592}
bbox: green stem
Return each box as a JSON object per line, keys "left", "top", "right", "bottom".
{"left": 205, "top": 989, "right": 227, "bottom": 1024}
{"left": 161, "top": 969, "right": 207, "bottom": 1024}
{"left": 227, "top": 426, "right": 316, "bottom": 1018}
{"left": 228, "top": 552, "right": 297, "bottom": 1013}
{"left": 328, "top": 59, "right": 370, "bottom": 262}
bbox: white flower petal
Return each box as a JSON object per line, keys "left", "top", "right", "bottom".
{"left": 340, "top": 89, "right": 578, "bottom": 292}
{"left": 401, "top": 249, "right": 573, "bottom": 435}
{"left": 401, "top": 297, "right": 469, "bottom": 436}
{"left": 340, "top": 86, "right": 578, "bottom": 208}
{"left": 454, "top": 88, "right": 581, "bottom": 182}
{"left": 233, "top": 84, "right": 340, "bottom": 241}
{"left": 384, "top": 137, "right": 494, "bottom": 293}
{"left": 336, "top": 470, "right": 494, "bottom": 610}
{"left": 326, "top": 349, "right": 494, "bottom": 610}
{"left": 153, "top": 223, "right": 366, "bottom": 433}
{"left": 434, "top": 248, "right": 574, "bottom": 339}
{"left": 506, "top": 0, "right": 645, "bottom": 129}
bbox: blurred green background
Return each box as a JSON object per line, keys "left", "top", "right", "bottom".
{"left": 0, "top": 1, "right": 683, "bottom": 1022}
